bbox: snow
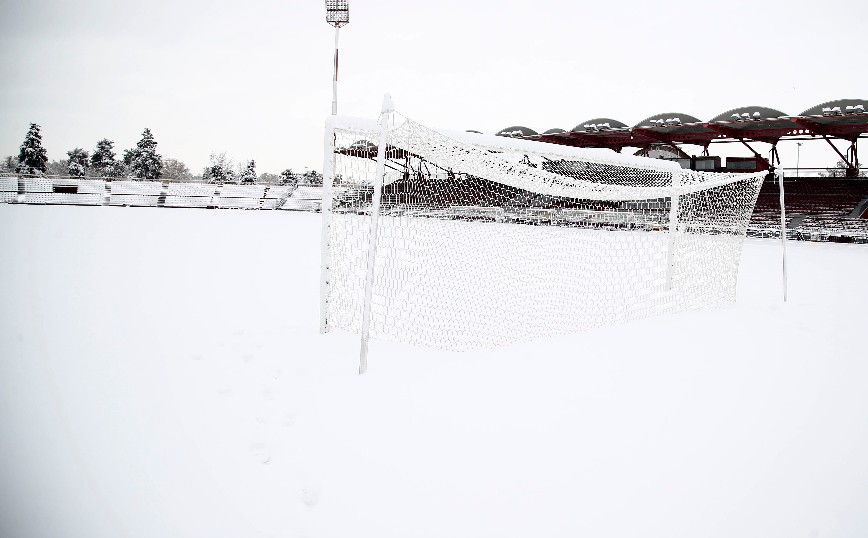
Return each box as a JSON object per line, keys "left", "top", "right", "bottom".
{"left": 328, "top": 113, "right": 682, "bottom": 171}
{"left": 1, "top": 204, "right": 867, "bottom": 538}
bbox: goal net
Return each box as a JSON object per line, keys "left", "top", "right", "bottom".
{"left": 320, "top": 104, "right": 765, "bottom": 355}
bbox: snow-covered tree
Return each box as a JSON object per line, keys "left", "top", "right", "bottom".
{"left": 1, "top": 156, "right": 15, "bottom": 173}
{"left": 239, "top": 160, "right": 257, "bottom": 184}
{"left": 66, "top": 148, "right": 89, "bottom": 178}
{"left": 16, "top": 123, "right": 48, "bottom": 176}
{"left": 161, "top": 158, "right": 192, "bottom": 180}
{"left": 257, "top": 172, "right": 280, "bottom": 184}
{"left": 824, "top": 160, "right": 865, "bottom": 178}
{"left": 279, "top": 169, "right": 297, "bottom": 187}
{"left": 90, "top": 139, "right": 126, "bottom": 178}
{"left": 46, "top": 159, "right": 69, "bottom": 176}
{"left": 202, "top": 152, "right": 235, "bottom": 184}
{"left": 123, "top": 128, "right": 163, "bottom": 180}
{"left": 300, "top": 170, "right": 323, "bottom": 186}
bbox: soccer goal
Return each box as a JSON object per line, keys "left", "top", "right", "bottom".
{"left": 320, "top": 97, "right": 766, "bottom": 372}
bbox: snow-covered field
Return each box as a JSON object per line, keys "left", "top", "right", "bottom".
{"left": 1, "top": 204, "right": 867, "bottom": 538}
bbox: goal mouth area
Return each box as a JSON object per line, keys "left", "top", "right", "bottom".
{"left": 321, "top": 108, "right": 767, "bottom": 355}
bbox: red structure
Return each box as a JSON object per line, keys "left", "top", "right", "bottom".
{"left": 504, "top": 99, "right": 868, "bottom": 177}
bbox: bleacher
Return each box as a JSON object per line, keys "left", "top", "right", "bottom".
{"left": 108, "top": 180, "right": 163, "bottom": 207}
{"left": 0, "top": 177, "right": 19, "bottom": 203}
{"left": 77, "top": 179, "right": 107, "bottom": 194}
{"left": 164, "top": 182, "right": 215, "bottom": 208}
{"left": 213, "top": 184, "right": 265, "bottom": 209}
{"left": 262, "top": 186, "right": 294, "bottom": 209}
{"left": 26, "top": 193, "right": 105, "bottom": 205}
{"left": 753, "top": 178, "right": 867, "bottom": 217}
{"left": 282, "top": 186, "right": 323, "bottom": 211}
{"left": 749, "top": 177, "right": 868, "bottom": 242}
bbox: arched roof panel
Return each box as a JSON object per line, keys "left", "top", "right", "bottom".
{"left": 571, "top": 118, "right": 628, "bottom": 132}
{"left": 634, "top": 113, "right": 703, "bottom": 128}
{"left": 710, "top": 106, "right": 787, "bottom": 122}
{"left": 799, "top": 98, "right": 868, "bottom": 116}
{"left": 496, "top": 126, "right": 538, "bottom": 137}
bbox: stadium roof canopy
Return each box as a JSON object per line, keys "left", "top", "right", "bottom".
{"left": 521, "top": 98, "right": 868, "bottom": 150}
{"left": 518, "top": 98, "right": 867, "bottom": 174}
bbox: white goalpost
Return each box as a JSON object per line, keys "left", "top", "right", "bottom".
{"left": 320, "top": 96, "right": 767, "bottom": 372}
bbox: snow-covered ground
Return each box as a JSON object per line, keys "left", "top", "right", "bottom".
{"left": 1, "top": 204, "right": 867, "bottom": 538}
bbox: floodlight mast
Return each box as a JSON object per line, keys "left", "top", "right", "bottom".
{"left": 325, "top": 0, "right": 349, "bottom": 115}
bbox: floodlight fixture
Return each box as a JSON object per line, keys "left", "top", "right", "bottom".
{"left": 325, "top": 0, "right": 349, "bottom": 28}
{"left": 325, "top": 1, "right": 350, "bottom": 115}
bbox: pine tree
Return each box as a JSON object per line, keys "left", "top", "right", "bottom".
{"left": 279, "top": 168, "right": 297, "bottom": 187}
{"left": 66, "top": 148, "right": 90, "bottom": 178}
{"left": 90, "top": 139, "right": 126, "bottom": 178}
{"left": 123, "top": 128, "right": 163, "bottom": 180}
{"left": 16, "top": 123, "right": 48, "bottom": 176}
{"left": 240, "top": 160, "right": 257, "bottom": 184}
{"left": 301, "top": 170, "right": 323, "bottom": 186}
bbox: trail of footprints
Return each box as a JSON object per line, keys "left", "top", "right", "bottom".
{"left": 192, "top": 329, "right": 319, "bottom": 509}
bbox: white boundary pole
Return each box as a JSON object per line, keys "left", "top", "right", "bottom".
{"left": 665, "top": 173, "right": 681, "bottom": 289}
{"left": 777, "top": 168, "right": 788, "bottom": 302}
{"left": 358, "top": 94, "right": 393, "bottom": 374}
{"left": 319, "top": 118, "right": 337, "bottom": 333}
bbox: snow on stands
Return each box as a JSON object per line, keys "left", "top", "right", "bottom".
{"left": 0, "top": 175, "right": 323, "bottom": 212}
{"left": 1, "top": 204, "right": 868, "bottom": 538}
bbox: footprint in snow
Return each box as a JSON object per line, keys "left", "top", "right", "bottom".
{"left": 300, "top": 487, "right": 319, "bottom": 507}
{"left": 249, "top": 442, "right": 271, "bottom": 464}
{"left": 281, "top": 412, "right": 297, "bottom": 427}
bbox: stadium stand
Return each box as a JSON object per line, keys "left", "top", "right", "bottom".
{"left": 0, "top": 177, "right": 18, "bottom": 203}
{"left": 282, "top": 186, "right": 323, "bottom": 211}
{"left": 754, "top": 178, "right": 867, "bottom": 217}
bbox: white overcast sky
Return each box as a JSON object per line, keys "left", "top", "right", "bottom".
{"left": 1, "top": 0, "right": 864, "bottom": 174}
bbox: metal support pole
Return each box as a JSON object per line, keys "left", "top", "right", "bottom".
{"left": 320, "top": 119, "right": 337, "bottom": 333}
{"left": 359, "top": 94, "right": 394, "bottom": 374}
{"left": 796, "top": 142, "right": 802, "bottom": 177}
{"left": 332, "top": 27, "right": 339, "bottom": 115}
{"left": 777, "top": 168, "right": 788, "bottom": 302}
{"left": 665, "top": 173, "right": 681, "bottom": 290}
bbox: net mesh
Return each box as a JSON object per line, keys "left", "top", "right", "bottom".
{"left": 322, "top": 111, "right": 764, "bottom": 351}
